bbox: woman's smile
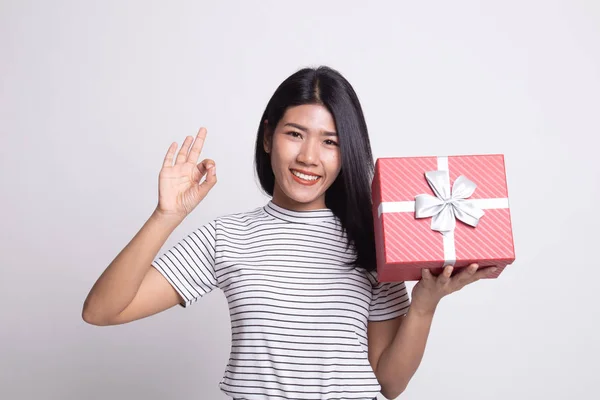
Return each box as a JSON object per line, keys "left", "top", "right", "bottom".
{"left": 290, "top": 168, "right": 322, "bottom": 185}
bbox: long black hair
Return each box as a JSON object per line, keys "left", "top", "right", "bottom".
{"left": 254, "top": 66, "right": 377, "bottom": 272}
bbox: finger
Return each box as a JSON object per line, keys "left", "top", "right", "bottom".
{"left": 437, "top": 265, "right": 453, "bottom": 285}
{"left": 187, "top": 127, "right": 207, "bottom": 164}
{"left": 456, "top": 263, "right": 480, "bottom": 286}
{"left": 199, "top": 161, "right": 217, "bottom": 191}
{"left": 473, "top": 266, "right": 497, "bottom": 281}
{"left": 196, "top": 158, "right": 215, "bottom": 176}
{"left": 162, "top": 142, "right": 177, "bottom": 167}
{"left": 421, "top": 268, "right": 433, "bottom": 281}
{"left": 175, "top": 136, "right": 194, "bottom": 165}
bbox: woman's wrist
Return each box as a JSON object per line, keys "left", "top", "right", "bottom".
{"left": 409, "top": 297, "right": 440, "bottom": 318}
{"left": 150, "top": 207, "right": 185, "bottom": 230}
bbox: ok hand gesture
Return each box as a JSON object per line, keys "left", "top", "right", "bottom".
{"left": 155, "top": 127, "right": 217, "bottom": 220}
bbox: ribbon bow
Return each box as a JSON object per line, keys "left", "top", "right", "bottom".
{"left": 415, "top": 170, "right": 485, "bottom": 235}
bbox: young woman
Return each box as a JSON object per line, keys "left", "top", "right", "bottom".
{"left": 82, "top": 66, "right": 494, "bottom": 400}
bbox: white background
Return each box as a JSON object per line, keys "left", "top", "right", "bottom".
{"left": 1, "top": 1, "right": 599, "bottom": 399}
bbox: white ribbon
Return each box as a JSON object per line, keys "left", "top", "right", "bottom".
{"left": 377, "top": 156, "right": 510, "bottom": 266}
{"left": 415, "top": 171, "right": 484, "bottom": 235}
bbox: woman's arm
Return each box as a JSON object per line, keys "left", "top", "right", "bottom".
{"left": 369, "top": 264, "right": 496, "bottom": 398}
{"left": 82, "top": 128, "right": 217, "bottom": 326}
{"left": 369, "top": 308, "right": 435, "bottom": 399}
{"left": 81, "top": 210, "right": 184, "bottom": 326}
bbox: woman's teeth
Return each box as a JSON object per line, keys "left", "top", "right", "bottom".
{"left": 291, "top": 170, "right": 320, "bottom": 181}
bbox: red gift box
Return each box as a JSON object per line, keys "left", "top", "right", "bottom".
{"left": 372, "top": 154, "right": 516, "bottom": 282}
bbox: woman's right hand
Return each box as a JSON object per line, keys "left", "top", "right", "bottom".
{"left": 155, "top": 127, "right": 217, "bottom": 219}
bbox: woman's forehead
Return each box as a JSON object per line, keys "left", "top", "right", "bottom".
{"left": 280, "top": 104, "right": 337, "bottom": 134}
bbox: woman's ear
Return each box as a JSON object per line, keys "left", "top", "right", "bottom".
{"left": 263, "top": 120, "right": 271, "bottom": 154}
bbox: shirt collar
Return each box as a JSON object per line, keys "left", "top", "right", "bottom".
{"left": 263, "top": 201, "right": 336, "bottom": 225}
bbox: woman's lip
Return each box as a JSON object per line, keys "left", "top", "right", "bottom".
{"left": 290, "top": 168, "right": 321, "bottom": 177}
{"left": 290, "top": 169, "right": 321, "bottom": 186}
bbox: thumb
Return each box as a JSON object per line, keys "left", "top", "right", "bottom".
{"left": 196, "top": 158, "right": 215, "bottom": 176}
{"left": 198, "top": 161, "right": 217, "bottom": 191}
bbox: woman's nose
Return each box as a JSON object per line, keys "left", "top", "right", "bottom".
{"left": 296, "top": 139, "right": 319, "bottom": 165}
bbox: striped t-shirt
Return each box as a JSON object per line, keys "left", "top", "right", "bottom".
{"left": 151, "top": 201, "right": 411, "bottom": 400}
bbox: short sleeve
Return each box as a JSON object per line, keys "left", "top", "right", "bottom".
{"left": 367, "top": 271, "right": 411, "bottom": 322}
{"left": 151, "top": 220, "right": 218, "bottom": 308}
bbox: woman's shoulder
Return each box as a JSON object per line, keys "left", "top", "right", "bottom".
{"left": 212, "top": 204, "right": 269, "bottom": 226}
{"left": 360, "top": 268, "right": 384, "bottom": 288}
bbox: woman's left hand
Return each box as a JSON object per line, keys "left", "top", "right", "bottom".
{"left": 410, "top": 263, "right": 497, "bottom": 316}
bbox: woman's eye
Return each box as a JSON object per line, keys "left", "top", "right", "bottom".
{"left": 287, "top": 131, "right": 302, "bottom": 138}
{"left": 324, "top": 139, "right": 339, "bottom": 146}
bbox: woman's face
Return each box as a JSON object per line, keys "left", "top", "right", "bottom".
{"left": 265, "top": 104, "right": 342, "bottom": 211}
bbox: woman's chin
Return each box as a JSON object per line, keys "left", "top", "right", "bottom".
{"left": 273, "top": 178, "right": 331, "bottom": 209}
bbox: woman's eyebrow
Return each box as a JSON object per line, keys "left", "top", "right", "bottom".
{"left": 283, "top": 122, "right": 337, "bottom": 136}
